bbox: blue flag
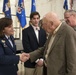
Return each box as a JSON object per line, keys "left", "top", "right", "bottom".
{"left": 16, "top": 0, "right": 27, "bottom": 28}
{"left": 63, "top": 0, "right": 68, "bottom": 10}
{"left": 31, "top": 0, "right": 36, "bottom": 12}
{"left": 3, "top": 0, "right": 11, "bottom": 18}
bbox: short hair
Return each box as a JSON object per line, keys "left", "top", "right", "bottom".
{"left": 64, "top": 10, "right": 76, "bottom": 15}
{"left": 30, "top": 11, "right": 40, "bottom": 20}
{"left": 0, "top": 17, "right": 12, "bottom": 37}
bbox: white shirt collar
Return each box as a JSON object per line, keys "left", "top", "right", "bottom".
{"left": 31, "top": 25, "right": 40, "bottom": 30}
{"left": 53, "top": 22, "right": 62, "bottom": 35}
{"left": 5, "top": 35, "right": 10, "bottom": 39}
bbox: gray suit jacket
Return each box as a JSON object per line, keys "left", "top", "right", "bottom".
{"left": 30, "top": 22, "right": 76, "bottom": 75}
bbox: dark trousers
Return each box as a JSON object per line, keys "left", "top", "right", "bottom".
{"left": 43, "top": 65, "right": 47, "bottom": 75}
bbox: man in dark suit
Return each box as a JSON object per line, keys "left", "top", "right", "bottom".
{"left": 22, "top": 11, "right": 46, "bottom": 75}
{"left": 28, "top": 12, "right": 76, "bottom": 75}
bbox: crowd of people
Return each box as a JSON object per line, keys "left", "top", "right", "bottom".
{"left": 0, "top": 9, "right": 76, "bottom": 75}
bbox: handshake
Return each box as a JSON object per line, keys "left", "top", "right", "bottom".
{"left": 19, "top": 53, "right": 44, "bottom": 67}
{"left": 19, "top": 53, "right": 30, "bottom": 62}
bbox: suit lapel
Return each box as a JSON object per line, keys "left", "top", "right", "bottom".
{"left": 4, "top": 36, "right": 15, "bottom": 52}
{"left": 50, "top": 33, "right": 61, "bottom": 52}
{"left": 10, "top": 36, "right": 16, "bottom": 51}
{"left": 44, "top": 34, "right": 52, "bottom": 55}
{"left": 30, "top": 26, "right": 39, "bottom": 44}
{"left": 39, "top": 29, "right": 41, "bottom": 44}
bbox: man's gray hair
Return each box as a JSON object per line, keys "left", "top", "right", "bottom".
{"left": 64, "top": 10, "right": 76, "bottom": 15}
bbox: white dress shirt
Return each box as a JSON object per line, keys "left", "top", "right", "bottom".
{"left": 32, "top": 25, "right": 40, "bottom": 42}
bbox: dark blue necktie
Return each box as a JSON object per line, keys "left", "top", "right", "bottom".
{"left": 8, "top": 37, "right": 13, "bottom": 47}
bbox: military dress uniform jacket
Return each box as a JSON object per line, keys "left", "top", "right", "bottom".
{"left": 0, "top": 36, "right": 19, "bottom": 75}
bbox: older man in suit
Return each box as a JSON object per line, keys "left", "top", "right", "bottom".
{"left": 64, "top": 10, "right": 76, "bottom": 31}
{"left": 28, "top": 12, "right": 76, "bottom": 75}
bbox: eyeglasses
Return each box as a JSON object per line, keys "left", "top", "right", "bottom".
{"left": 65, "top": 14, "right": 73, "bottom": 19}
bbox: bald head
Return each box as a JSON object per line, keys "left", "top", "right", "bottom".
{"left": 43, "top": 12, "right": 59, "bottom": 21}
{"left": 42, "top": 12, "right": 61, "bottom": 26}
{"left": 42, "top": 12, "right": 61, "bottom": 33}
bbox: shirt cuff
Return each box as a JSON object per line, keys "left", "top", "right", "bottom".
{"left": 35, "top": 59, "right": 39, "bottom": 63}
{"left": 35, "top": 58, "right": 43, "bottom": 63}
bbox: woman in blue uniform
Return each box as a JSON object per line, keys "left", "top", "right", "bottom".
{"left": 0, "top": 17, "right": 29, "bottom": 75}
